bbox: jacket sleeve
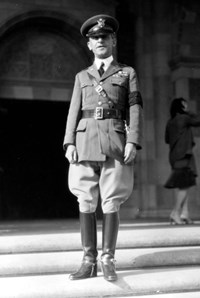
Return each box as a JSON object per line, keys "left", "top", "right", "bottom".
{"left": 63, "top": 74, "right": 82, "bottom": 149}
{"left": 126, "top": 68, "right": 143, "bottom": 149}
{"left": 188, "top": 113, "right": 200, "bottom": 127}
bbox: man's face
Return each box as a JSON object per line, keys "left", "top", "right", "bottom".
{"left": 87, "top": 34, "right": 116, "bottom": 59}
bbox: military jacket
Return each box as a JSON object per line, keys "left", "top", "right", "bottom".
{"left": 63, "top": 60, "right": 143, "bottom": 163}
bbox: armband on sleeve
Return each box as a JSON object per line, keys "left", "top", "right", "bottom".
{"left": 129, "top": 91, "right": 143, "bottom": 108}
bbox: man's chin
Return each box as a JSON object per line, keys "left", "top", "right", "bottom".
{"left": 96, "top": 52, "right": 109, "bottom": 59}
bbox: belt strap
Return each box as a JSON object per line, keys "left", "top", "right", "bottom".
{"left": 87, "top": 73, "right": 116, "bottom": 108}
{"left": 82, "top": 108, "right": 124, "bottom": 120}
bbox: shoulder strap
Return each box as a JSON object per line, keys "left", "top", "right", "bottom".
{"left": 87, "top": 73, "right": 122, "bottom": 110}
{"left": 87, "top": 73, "right": 107, "bottom": 98}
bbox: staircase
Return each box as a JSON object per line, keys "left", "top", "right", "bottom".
{"left": 0, "top": 220, "right": 200, "bottom": 297}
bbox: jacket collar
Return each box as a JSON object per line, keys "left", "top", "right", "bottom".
{"left": 94, "top": 55, "right": 113, "bottom": 71}
{"left": 87, "top": 60, "right": 122, "bottom": 80}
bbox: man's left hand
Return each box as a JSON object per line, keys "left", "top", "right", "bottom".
{"left": 124, "top": 143, "right": 137, "bottom": 164}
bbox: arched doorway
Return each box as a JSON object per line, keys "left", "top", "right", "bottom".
{"left": 0, "top": 12, "right": 90, "bottom": 220}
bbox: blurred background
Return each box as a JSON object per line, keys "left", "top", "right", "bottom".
{"left": 0, "top": 0, "right": 200, "bottom": 221}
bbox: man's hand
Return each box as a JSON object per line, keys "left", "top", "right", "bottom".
{"left": 65, "top": 145, "right": 78, "bottom": 164}
{"left": 124, "top": 143, "right": 137, "bottom": 164}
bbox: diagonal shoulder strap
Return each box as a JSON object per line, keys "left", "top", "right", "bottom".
{"left": 87, "top": 73, "right": 107, "bottom": 98}
{"left": 87, "top": 73, "right": 118, "bottom": 109}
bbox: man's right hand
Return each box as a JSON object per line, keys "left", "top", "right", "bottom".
{"left": 65, "top": 145, "right": 78, "bottom": 164}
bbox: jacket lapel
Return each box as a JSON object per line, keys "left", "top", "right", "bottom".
{"left": 87, "top": 60, "right": 122, "bottom": 81}
{"left": 87, "top": 63, "right": 100, "bottom": 80}
{"left": 101, "top": 60, "right": 122, "bottom": 80}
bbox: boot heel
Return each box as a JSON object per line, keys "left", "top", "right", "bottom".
{"left": 101, "top": 257, "right": 117, "bottom": 281}
{"left": 90, "top": 262, "right": 97, "bottom": 277}
{"left": 69, "top": 261, "right": 97, "bottom": 280}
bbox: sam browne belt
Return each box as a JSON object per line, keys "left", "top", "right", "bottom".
{"left": 82, "top": 107, "right": 124, "bottom": 120}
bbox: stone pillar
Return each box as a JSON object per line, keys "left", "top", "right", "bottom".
{"left": 120, "top": 1, "right": 147, "bottom": 219}
{"left": 121, "top": 0, "right": 160, "bottom": 219}
{"left": 150, "top": 0, "right": 172, "bottom": 216}
{"left": 139, "top": 0, "right": 158, "bottom": 217}
{"left": 129, "top": 0, "right": 159, "bottom": 218}
{"left": 121, "top": 0, "right": 172, "bottom": 219}
{"left": 132, "top": 0, "right": 172, "bottom": 218}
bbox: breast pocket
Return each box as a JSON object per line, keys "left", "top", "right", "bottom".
{"left": 81, "top": 80, "right": 94, "bottom": 106}
{"left": 111, "top": 77, "right": 128, "bottom": 89}
{"left": 111, "top": 77, "right": 128, "bottom": 103}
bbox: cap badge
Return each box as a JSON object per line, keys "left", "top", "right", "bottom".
{"left": 97, "top": 18, "right": 105, "bottom": 28}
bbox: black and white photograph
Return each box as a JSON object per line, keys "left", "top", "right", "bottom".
{"left": 0, "top": 0, "right": 200, "bottom": 297}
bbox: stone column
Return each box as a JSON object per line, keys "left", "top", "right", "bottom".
{"left": 121, "top": 0, "right": 172, "bottom": 219}
{"left": 134, "top": 0, "right": 172, "bottom": 218}
{"left": 150, "top": 0, "right": 172, "bottom": 216}
{"left": 139, "top": 0, "right": 158, "bottom": 217}
{"left": 120, "top": 3, "right": 145, "bottom": 219}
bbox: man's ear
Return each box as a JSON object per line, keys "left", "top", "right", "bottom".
{"left": 87, "top": 41, "right": 92, "bottom": 51}
{"left": 112, "top": 35, "right": 117, "bottom": 47}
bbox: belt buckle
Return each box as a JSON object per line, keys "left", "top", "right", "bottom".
{"left": 94, "top": 107, "right": 103, "bottom": 120}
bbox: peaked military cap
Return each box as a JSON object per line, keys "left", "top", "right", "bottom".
{"left": 80, "top": 14, "right": 119, "bottom": 38}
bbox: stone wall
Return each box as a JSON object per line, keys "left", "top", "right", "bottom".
{"left": 0, "top": 0, "right": 116, "bottom": 101}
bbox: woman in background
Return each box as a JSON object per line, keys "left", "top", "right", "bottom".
{"left": 164, "top": 97, "right": 200, "bottom": 224}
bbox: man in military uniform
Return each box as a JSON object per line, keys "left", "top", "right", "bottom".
{"left": 63, "top": 14, "right": 143, "bottom": 282}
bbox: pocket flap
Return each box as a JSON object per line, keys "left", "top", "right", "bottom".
{"left": 76, "top": 119, "right": 87, "bottom": 132}
{"left": 111, "top": 77, "right": 127, "bottom": 88}
{"left": 81, "top": 80, "right": 93, "bottom": 88}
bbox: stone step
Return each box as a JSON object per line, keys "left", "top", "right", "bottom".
{"left": 0, "top": 267, "right": 200, "bottom": 298}
{"left": 117, "top": 292, "right": 200, "bottom": 298}
{"left": 1, "top": 224, "right": 200, "bottom": 253}
{"left": 1, "top": 246, "right": 200, "bottom": 276}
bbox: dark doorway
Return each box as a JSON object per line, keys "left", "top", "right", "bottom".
{"left": 0, "top": 99, "right": 79, "bottom": 220}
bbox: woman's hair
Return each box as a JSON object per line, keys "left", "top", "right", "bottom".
{"left": 170, "top": 97, "right": 187, "bottom": 118}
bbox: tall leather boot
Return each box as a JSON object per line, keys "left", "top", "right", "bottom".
{"left": 100, "top": 211, "right": 119, "bottom": 282}
{"left": 69, "top": 212, "right": 98, "bottom": 280}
